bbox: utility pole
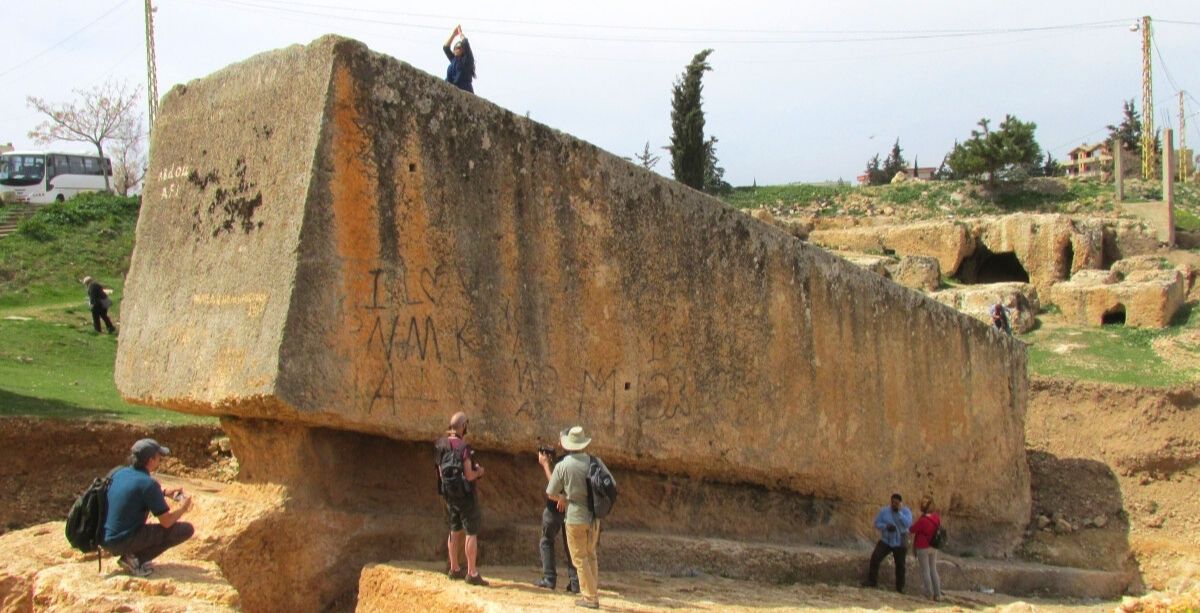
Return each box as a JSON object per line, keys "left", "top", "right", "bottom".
{"left": 144, "top": 0, "right": 160, "bottom": 134}
{"left": 1139, "top": 15, "right": 1156, "bottom": 181}
{"left": 1180, "top": 91, "right": 1189, "bottom": 181}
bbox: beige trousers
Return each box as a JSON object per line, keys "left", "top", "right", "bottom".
{"left": 565, "top": 521, "right": 601, "bottom": 604}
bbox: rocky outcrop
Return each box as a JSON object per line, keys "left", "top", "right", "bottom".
{"left": 808, "top": 221, "right": 975, "bottom": 275}
{"left": 1049, "top": 270, "right": 1185, "bottom": 328}
{"left": 969, "top": 214, "right": 1103, "bottom": 294}
{"left": 932, "top": 283, "right": 1040, "bottom": 334}
{"left": 112, "top": 35, "right": 1030, "bottom": 611}
{"left": 887, "top": 255, "right": 941, "bottom": 292}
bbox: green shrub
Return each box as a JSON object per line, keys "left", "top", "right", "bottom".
{"left": 16, "top": 217, "right": 53, "bottom": 242}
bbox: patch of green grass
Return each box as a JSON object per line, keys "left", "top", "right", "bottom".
{"left": 723, "top": 183, "right": 854, "bottom": 210}
{"left": 0, "top": 315, "right": 212, "bottom": 424}
{"left": 1024, "top": 305, "right": 1200, "bottom": 387}
{"left": 1176, "top": 208, "right": 1200, "bottom": 233}
{"left": 0, "top": 192, "right": 210, "bottom": 424}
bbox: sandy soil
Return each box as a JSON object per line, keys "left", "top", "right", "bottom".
{"left": 1, "top": 375, "right": 1198, "bottom": 611}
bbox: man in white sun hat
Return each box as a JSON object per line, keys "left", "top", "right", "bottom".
{"left": 546, "top": 425, "right": 613, "bottom": 609}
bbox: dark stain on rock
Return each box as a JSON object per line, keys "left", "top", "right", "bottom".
{"left": 187, "top": 158, "right": 265, "bottom": 238}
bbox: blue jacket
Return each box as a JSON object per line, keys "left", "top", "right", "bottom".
{"left": 444, "top": 41, "right": 475, "bottom": 93}
{"left": 874, "top": 505, "right": 913, "bottom": 548}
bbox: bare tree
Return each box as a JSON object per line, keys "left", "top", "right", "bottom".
{"left": 27, "top": 80, "right": 143, "bottom": 192}
{"left": 110, "top": 125, "right": 147, "bottom": 196}
{"left": 634, "top": 141, "right": 660, "bottom": 170}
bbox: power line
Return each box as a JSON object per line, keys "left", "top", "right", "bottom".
{"left": 182, "top": 0, "right": 1129, "bottom": 45}
{"left": 0, "top": 0, "right": 133, "bottom": 79}
{"left": 197, "top": 0, "right": 1130, "bottom": 38}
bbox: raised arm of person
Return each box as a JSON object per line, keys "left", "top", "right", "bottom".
{"left": 443, "top": 25, "right": 461, "bottom": 59}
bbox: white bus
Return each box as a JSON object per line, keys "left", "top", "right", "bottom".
{"left": 0, "top": 150, "right": 112, "bottom": 204}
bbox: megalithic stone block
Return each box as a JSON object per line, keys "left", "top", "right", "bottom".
{"left": 115, "top": 35, "right": 1030, "bottom": 549}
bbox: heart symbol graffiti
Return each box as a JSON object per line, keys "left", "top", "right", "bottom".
{"left": 420, "top": 265, "right": 448, "bottom": 306}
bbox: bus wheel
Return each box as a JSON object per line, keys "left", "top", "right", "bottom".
{"left": 55, "top": 194, "right": 65, "bottom": 202}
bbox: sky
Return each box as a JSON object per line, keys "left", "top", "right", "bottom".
{"left": 3, "top": 1, "right": 1199, "bottom": 185}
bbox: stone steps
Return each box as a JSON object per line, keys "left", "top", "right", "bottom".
{"left": 0, "top": 203, "right": 38, "bottom": 238}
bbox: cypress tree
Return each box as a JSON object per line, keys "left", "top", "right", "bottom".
{"left": 669, "top": 49, "right": 714, "bottom": 190}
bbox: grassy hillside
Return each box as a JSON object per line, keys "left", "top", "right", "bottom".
{"left": 0, "top": 194, "right": 211, "bottom": 424}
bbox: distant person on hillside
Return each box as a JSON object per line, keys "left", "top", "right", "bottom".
{"left": 435, "top": 411, "right": 489, "bottom": 586}
{"left": 909, "top": 496, "right": 943, "bottom": 601}
{"left": 103, "top": 439, "right": 194, "bottom": 576}
{"left": 863, "top": 493, "right": 912, "bottom": 593}
{"left": 535, "top": 440, "right": 580, "bottom": 594}
{"left": 443, "top": 24, "right": 476, "bottom": 93}
{"left": 990, "top": 302, "right": 1012, "bottom": 335}
{"left": 82, "top": 275, "right": 116, "bottom": 334}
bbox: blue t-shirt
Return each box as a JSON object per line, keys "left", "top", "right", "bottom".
{"left": 104, "top": 466, "right": 169, "bottom": 544}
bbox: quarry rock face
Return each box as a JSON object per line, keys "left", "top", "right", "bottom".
{"left": 114, "top": 35, "right": 1030, "bottom": 608}
{"left": 808, "top": 220, "right": 975, "bottom": 275}
{"left": 1049, "top": 270, "right": 1185, "bottom": 328}
{"left": 887, "top": 255, "right": 941, "bottom": 292}
{"left": 932, "top": 283, "right": 1041, "bottom": 334}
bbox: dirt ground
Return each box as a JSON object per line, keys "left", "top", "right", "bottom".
{"left": 1024, "top": 377, "right": 1200, "bottom": 590}
{"left": 1, "top": 375, "right": 1198, "bottom": 610}
{"left": 0, "top": 417, "right": 234, "bottom": 535}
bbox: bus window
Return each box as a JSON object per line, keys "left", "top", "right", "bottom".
{"left": 83, "top": 157, "right": 99, "bottom": 175}
{"left": 69, "top": 156, "right": 86, "bottom": 174}
{"left": 0, "top": 155, "right": 46, "bottom": 186}
{"left": 49, "top": 155, "right": 69, "bottom": 180}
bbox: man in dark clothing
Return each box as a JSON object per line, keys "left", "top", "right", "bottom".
{"left": 435, "top": 411, "right": 488, "bottom": 586}
{"left": 863, "top": 493, "right": 913, "bottom": 592}
{"left": 103, "top": 439, "right": 194, "bottom": 576}
{"left": 82, "top": 275, "right": 116, "bottom": 334}
{"left": 535, "top": 444, "right": 579, "bottom": 593}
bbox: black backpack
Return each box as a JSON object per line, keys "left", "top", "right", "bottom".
{"left": 65, "top": 466, "right": 120, "bottom": 570}
{"left": 585, "top": 455, "right": 618, "bottom": 520}
{"left": 930, "top": 520, "right": 948, "bottom": 549}
{"left": 434, "top": 438, "right": 471, "bottom": 502}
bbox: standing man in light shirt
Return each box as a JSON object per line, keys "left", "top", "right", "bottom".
{"left": 546, "top": 426, "right": 612, "bottom": 610}
{"left": 863, "top": 492, "right": 913, "bottom": 592}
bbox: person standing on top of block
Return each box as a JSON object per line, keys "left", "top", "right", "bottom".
{"left": 443, "top": 24, "right": 476, "bottom": 93}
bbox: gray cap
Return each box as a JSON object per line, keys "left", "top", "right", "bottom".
{"left": 131, "top": 438, "right": 170, "bottom": 462}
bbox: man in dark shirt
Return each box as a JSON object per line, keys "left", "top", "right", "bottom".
{"left": 82, "top": 275, "right": 116, "bottom": 334}
{"left": 535, "top": 443, "right": 579, "bottom": 593}
{"left": 103, "top": 439, "right": 194, "bottom": 576}
{"left": 435, "top": 412, "right": 488, "bottom": 586}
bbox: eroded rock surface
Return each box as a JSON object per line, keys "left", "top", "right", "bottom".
{"left": 1049, "top": 270, "right": 1185, "bottom": 328}
{"left": 113, "top": 35, "right": 1030, "bottom": 610}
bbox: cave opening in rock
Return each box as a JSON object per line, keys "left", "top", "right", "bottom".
{"left": 1060, "top": 242, "right": 1075, "bottom": 279}
{"left": 954, "top": 245, "right": 1031, "bottom": 284}
{"left": 1102, "top": 305, "right": 1126, "bottom": 325}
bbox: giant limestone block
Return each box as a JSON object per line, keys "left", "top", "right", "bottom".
{"left": 115, "top": 36, "right": 1030, "bottom": 551}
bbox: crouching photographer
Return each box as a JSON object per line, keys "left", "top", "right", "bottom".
{"left": 534, "top": 443, "right": 579, "bottom": 593}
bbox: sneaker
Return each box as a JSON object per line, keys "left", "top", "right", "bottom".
{"left": 465, "top": 573, "right": 490, "bottom": 586}
{"left": 566, "top": 583, "right": 581, "bottom": 594}
{"left": 447, "top": 567, "right": 467, "bottom": 580}
{"left": 533, "top": 578, "right": 555, "bottom": 590}
{"left": 117, "top": 555, "right": 151, "bottom": 577}
{"left": 574, "top": 598, "right": 600, "bottom": 609}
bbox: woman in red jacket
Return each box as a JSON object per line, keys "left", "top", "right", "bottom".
{"left": 909, "top": 496, "right": 943, "bottom": 600}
